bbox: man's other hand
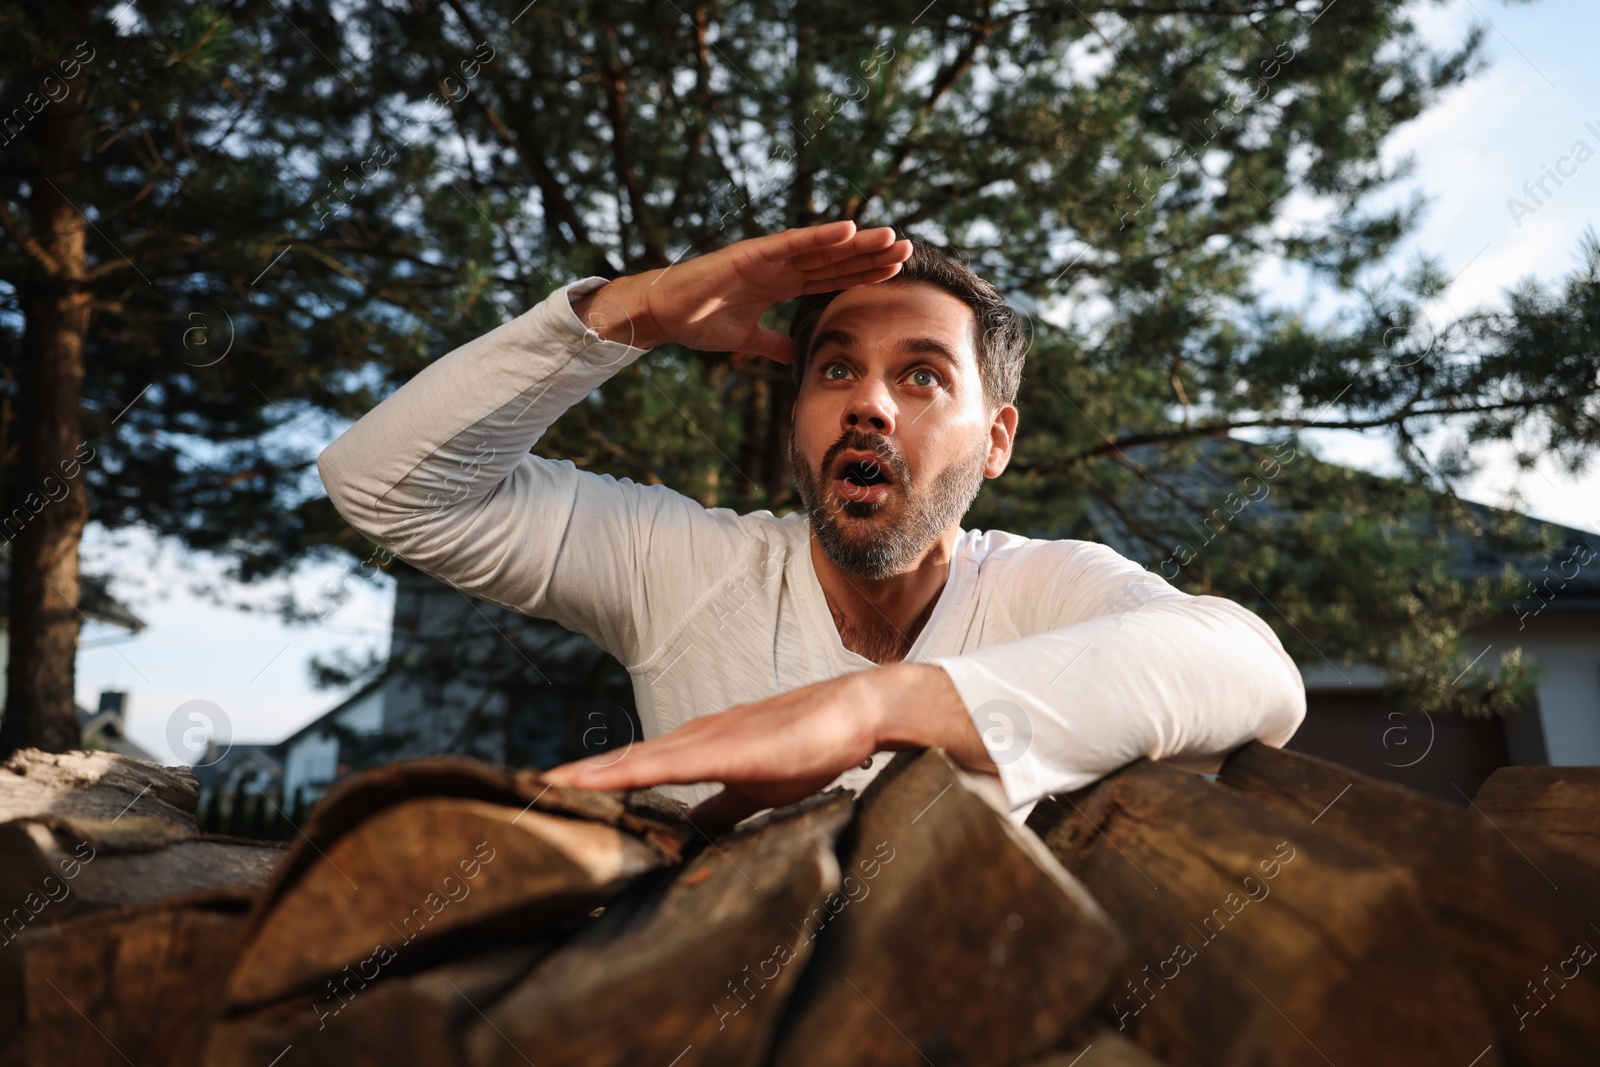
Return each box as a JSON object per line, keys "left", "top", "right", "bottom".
{"left": 568, "top": 220, "right": 912, "bottom": 363}
{"left": 541, "top": 662, "right": 999, "bottom": 832}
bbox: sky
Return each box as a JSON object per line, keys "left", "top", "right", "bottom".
{"left": 77, "top": 0, "right": 1600, "bottom": 763}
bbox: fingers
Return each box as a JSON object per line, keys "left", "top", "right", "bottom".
{"left": 741, "top": 324, "right": 798, "bottom": 364}
{"left": 545, "top": 748, "right": 671, "bottom": 793}
{"left": 787, "top": 227, "right": 904, "bottom": 272}
{"left": 798, "top": 262, "right": 906, "bottom": 295}
{"left": 760, "top": 220, "right": 859, "bottom": 263}
{"left": 800, "top": 240, "right": 912, "bottom": 287}
{"left": 545, "top": 727, "right": 732, "bottom": 793}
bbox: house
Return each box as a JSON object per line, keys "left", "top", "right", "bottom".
{"left": 77, "top": 690, "right": 159, "bottom": 763}
{"left": 273, "top": 558, "right": 636, "bottom": 808}
{"left": 1082, "top": 438, "right": 1600, "bottom": 799}
{"left": 1289, "top": 523, "right": 1599, "bottom": 799}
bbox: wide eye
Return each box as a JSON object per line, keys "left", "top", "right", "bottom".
{"left": 907, "top": 368, "right": 939, "bottom": 388}
{"left": 822, "top": 362, "right": 852, "bottom": 381}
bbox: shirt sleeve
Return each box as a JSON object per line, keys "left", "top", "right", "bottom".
{"left": 315, "top": 277, "right": 751, "bottom": 667}
{"left": 926, "top": 539, "right": 1307, "bottom": 813}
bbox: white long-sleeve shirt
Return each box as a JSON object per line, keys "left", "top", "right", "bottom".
{"left": 316, "top": 276, "right": 1307, "bottom": 825}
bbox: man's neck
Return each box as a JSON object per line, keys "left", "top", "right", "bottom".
{"left": 809, "top": 530, "right": 958, "bottom": 664}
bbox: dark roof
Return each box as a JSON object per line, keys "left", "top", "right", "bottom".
{"left": 274, "top": 675, "right": 387, "bottom": 749}
{"left": 1075, "top": 435, "right": 1600, "bottom": 612}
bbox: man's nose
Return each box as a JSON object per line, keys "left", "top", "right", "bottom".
{"left": 842, "top": 377, "right": 896, "bottom": 435}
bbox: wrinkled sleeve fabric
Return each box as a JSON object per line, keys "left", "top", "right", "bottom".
{"left": 315, "top": 277, "right": 751, "bottom": 668}
{"left": 928, "top": 539, "right": 1307, "bottom": 814}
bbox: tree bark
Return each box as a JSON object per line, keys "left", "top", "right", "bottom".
{"left": 1027, "top": 758, "right": 1499, "bottom": 1067}
{"left": 771, "top": 749, "right": 1124, "bottom": 1067}
{"left": 1221, "top": 742, "right": 1600, "bottom": 1066}
{"left": 0, "top": 17, "right": 93, "bottom": 758}
{"left": 1473, "top": 766, "right": 1600, "bottom": 868}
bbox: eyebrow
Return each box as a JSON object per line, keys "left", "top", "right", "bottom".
{"left": 809, "top": 327, "right": 962, "bottom": 368}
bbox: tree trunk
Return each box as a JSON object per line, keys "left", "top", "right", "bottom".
{"left": 0, "top": 32, "right": 93, "bottom": 758}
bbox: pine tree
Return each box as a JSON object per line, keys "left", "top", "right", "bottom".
{"left": 0, "top": 1, "right": 488, "bottom": 753}
{"left": 298, "top": 0, "right": 1591, "bottom": 716}
{"left": 4, "top": 0, "right": 1594, "bottom": 759}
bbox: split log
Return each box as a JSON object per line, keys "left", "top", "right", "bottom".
{"left": 0, "top": 747, "right": 286, "bottom": 1067}
{"left": 0, "top": 747, "right": 285, "bottom": 931}
{"left": 5, "top": 890, "right": 251, "bottom": 1067}
{"left": 201, "top": 946, "right": 546, "bottom": 1067}
{"left": 226, "top": 757, "right": 695, "bottom": 1009}
{"left": 0, "top": 749, "right": 287, "bottom": 1066}
{"left": 0, "top": 815, "right": 286, "bottom": 932}
{"left": 1473, "top": 766, "right": 1600, "bottom": 868}
{"left": 462, "top": 790, "right": 858, "bottom": 1067}
{"left": 771, "top": 749, "right": 1125, "bottom": 1067}
{"left": 1022, "top": 1029, "right": 1173, "bottom": 1066}
{"left": 1, "top": 747, "right": 201, "bottom": 828}
{"left": 1027, "top": 758, "right": 1499, "bottom": 1067}
{"left": 1221, "top": 742, "right": 1600, "bottom": 1066}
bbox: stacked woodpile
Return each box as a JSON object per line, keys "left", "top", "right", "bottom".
{"left": 2, "top": 742, "right": 1597, "bottom": 1066}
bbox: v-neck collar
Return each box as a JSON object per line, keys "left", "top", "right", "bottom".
{"left": 790, "top": 519, "right": 970, "bottom": 670}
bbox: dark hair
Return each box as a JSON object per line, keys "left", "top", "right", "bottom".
{"left": 787, "top": 231, "right": 1027, "bottom": 408}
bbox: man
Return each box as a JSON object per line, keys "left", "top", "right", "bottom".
{"left": 317, "top": 221, "right": 1305, "bottom": 830}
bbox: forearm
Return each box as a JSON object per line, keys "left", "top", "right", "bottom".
{"left": 868, "top": 662, "right": 997, "bottom": 774}
{"left": 317, "top": 277, "right": 650, "bottom": 544}
{"left": 567, "top": 271, "right": 670, "bottom": 350}
{"left": 926, "top": 597, "right": 1307, "bottom": 810}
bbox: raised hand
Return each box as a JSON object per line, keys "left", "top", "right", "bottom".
{"left": 569, "top": 220, "right": 912, "bottom": 363}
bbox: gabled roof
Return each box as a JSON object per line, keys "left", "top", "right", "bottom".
{"left": 1074, "top": 435, "right": 1599, "bottom": 611}
{"left": 274, "top": 675, "right": 387, "bottom": 750}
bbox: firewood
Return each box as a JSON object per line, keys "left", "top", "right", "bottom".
{"left": 0, "top": 750, "right": 286, "bottom": 1066}
{"left": 461, "top": 790, "right": 858, "bottom": 1067}
{"left": 1473, "top": 766, "right": 1600, "bottom": 868}
{"left": 201, "top": 946, "right": 546, "bottom": 1067}
{"left": 225, "top": 796, "right": 670, "bottom": 1009}
{"left": 7, "top": 891, "right": 251, "bottom": 1067}
{"left": 1022, "top": 1028, "right": 1173, "bottom": 1066}
{"left": 1221, "top": 742, "right": 1600, "bottom": 1066}
{"left": 223, "top": 757, "right": 694, "bottom": 1011}
{"left": 258, "top": 756, "right": 695, "bottom": 890}
{"left": 0, "top": 747, "right": 287, "bottom": 936}
{"left": 1, "top": 747, "right": 201, "bottom": 828}
{"left": 1027, "top": 758, "right": 1500, "bottom": 1067}
{"left": 0, "top": 815, "right": 285, "bottom": 930}
{"left": 771, "top": 749, "right": 1125, "bottom": 1067}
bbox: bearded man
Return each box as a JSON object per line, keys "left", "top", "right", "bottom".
{"left": 317, "top": 221, "right": 1305, "bottom": 829}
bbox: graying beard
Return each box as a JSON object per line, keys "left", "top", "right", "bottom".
{"left": 792, "top": 435, "right": 988, "bottom": 580}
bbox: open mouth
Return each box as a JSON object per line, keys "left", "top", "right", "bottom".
{"left": 832, "top": 451, "right": 896, "bottom": 505}
{"left": 841, "top": 460, "right": 889, "bottom": 487}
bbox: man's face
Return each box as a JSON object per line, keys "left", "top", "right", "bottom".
{"left": 789, "top": 281, "right": 1016, "bottom": 580}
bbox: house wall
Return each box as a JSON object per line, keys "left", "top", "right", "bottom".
{"left": 281, "top": 685, "right": 384, "bottom": 805}
{"left": 1294, "top": 610, "right": 1600, "bottom": 801}
{"left": 1480, "top": 612, "right": 1600, "bottom": 765}
{"left": 378, "top": 563, "right": 635, "bottom": 772}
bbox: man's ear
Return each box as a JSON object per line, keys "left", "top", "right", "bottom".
{"left": 985, "top": 403, "right": 1018, "bottom": 479}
